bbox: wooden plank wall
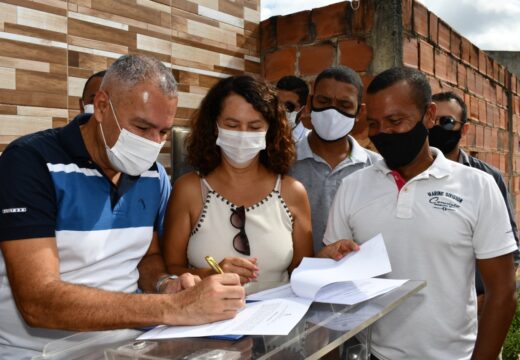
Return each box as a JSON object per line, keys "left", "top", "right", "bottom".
{"left": 0, "top": 0, "right": 261, "bottom": 172}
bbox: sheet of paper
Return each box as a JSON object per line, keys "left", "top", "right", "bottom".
{"left": 314, "top": 278, "right": 408, "bottom": 305}
{"left": 246, "top": 283, "right": 295, "bottom": 301}
{"left": 306, "top": 303, "right": 382, "bottom": 332}
{"left": 137, "top": 297, "right": 313, "bottom": 340}
{"left": 291, "top": 233, "right": 392, "bottom": 299}
{"left": 247, "top": 279, "right": 407, "bottom": 305}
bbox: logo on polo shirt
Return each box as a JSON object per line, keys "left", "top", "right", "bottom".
{"left": 427, "top": 191, "right": 463, "bottom": 212}
{"left": 2, "top": 207, "right": 27, "bottom": 214}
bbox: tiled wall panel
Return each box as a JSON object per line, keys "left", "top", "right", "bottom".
{"left": 0, "top": 0, "right": 68, "bottom": 151}
{"left": 0, "top": 0, "right": 260, "bottom": 171}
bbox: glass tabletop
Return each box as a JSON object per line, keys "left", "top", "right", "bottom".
{"left": 102, "top": 280, "right": 426, "bottom": 360}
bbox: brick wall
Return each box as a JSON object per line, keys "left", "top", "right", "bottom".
{"left": 260, "top": 0, "right": 520, "bottom": 225}
{"left": 401, "top": 0, "right": 520, "bottom": 224}
{"left": 259, "top": 1, "right": 378, "bottom": 146}
{"left": 0, "top": 0, "right": 260, "bottom": 172}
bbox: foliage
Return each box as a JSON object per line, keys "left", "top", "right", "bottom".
{"left": 503, "top": 290, "right": 520, "bottom": 360}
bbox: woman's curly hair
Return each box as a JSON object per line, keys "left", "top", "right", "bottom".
{"left": 186, "top": 75, "right": 295, "bottom": 176}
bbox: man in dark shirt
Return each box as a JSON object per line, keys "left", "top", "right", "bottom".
{"left": 428, "top": 91, "right": 520, "bottom": 313}
{"left": 276, "top": 75, "right": 310, "bottom": 143}
{"left": 79, "top": 70, "right": 105, "bottom": 114}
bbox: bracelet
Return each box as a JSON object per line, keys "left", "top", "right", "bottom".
{"left": 155, "top": 274, "right": 179, "bottom": 293}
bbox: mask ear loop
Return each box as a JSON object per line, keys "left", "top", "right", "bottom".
{"left": 108, "top": 98, "right": 122, "bottom": 132}
{"left": 98, "top": 97, "right": 121, "bottom": 148}
{"left": 350, "top": 0, "right": 360, "bottom": 11}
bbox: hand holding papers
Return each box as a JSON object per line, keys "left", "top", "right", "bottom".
{"left": 248, "top": 234, "right": 408, "bottom": 305}
{"left": 292, "top": 233, "right": 392, "bottom": 298}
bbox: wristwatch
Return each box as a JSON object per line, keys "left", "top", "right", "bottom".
{"left": 155, "top": 274, "right": 179, "bottom": 293}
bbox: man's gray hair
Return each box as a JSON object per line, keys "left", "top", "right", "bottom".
{"left": 102, "top": 54, "right": 177, "bottom": 97}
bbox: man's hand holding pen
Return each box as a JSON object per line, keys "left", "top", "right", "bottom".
{"left": 163, "top": 271, "right": 245, "bottom": 325}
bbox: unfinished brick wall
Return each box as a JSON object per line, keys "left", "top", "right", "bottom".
{"left": 260, "top": 0, "right": 520, "bottom": 224}
{"left": 259, "top": 1, "right": 377, "bottom": 146}
{"left": 401, "top": 0, "right": 520, "bottom": 224}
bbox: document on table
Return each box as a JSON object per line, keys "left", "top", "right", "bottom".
{"left": 313, "top": 278, "right": 407, "bottom": 305}
{"left": 248, "top": 234, "right": 408, "bottom": 305}
{"left": 137, "top": 297, "right": 313, "bottom": 340}
{"left": 305, "top": 303, "right": 382, "bottom": 332}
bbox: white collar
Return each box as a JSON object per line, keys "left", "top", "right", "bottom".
{"left": 296, "top": 132, "right": 369, "bottom": 165}
{"left": 373, "top": 147, "right": 453, "bottom": 179}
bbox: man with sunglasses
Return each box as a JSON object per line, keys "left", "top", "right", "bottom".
{"left": 276, "top": 75, "right": 310, "bottom": 143}
{"left": 290, "top": 66, "right": 380, "bottom": 254}
{"left": 324, "top": 67, "right": 517, "bottom": 359}
{"left": 429, "top": 91, "right": 520, "bottom": 316}
{"left": 0, "top": 55, "right": 244, "bottom": 359}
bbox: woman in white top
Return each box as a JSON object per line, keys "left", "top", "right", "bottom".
{"left": 163, "top": 76, "right": 355, "bottom": 285}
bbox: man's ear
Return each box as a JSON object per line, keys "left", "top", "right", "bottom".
{"left": 93, "top": 90, "right": 109, "bottom": 123}
{"left": 461, "top": 122, "right": 470, "bottom": 136}
{"left": 423, "top": 102, "right": 437, "bottom": 129}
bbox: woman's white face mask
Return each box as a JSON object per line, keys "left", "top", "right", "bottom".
{"left": 98, "top": 98, "right": 164, "bottom": 176}
{"left": 216, "top": 125, "right": 267, "bottom": 168}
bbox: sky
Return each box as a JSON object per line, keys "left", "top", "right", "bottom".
{"left": 260, "top": 0, "right": 520, "bottom": 51}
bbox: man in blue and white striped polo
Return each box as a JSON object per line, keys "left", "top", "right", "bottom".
{"left": 0, "top": 54, "right": 244, "bottom": 360}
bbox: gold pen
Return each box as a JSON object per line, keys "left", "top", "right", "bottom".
{"left": 205, "top": 256, "right": 224, "bottom": 274}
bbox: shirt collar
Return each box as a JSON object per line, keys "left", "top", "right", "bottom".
{"left": 458, "top": 148, "right": 471, "bottom": 165}
{"left": 349, "top": 135, "right": 369, "bottom": 163}
{"left": 296, "top": 132, "right": 314, "bottom": 160}
{"left": 296, "top": 132, "right": 369, "bottom": 165}
{"left": 374, "top": 147, "right": 452, "bottom": 179}
{"left": 57, "top": 114, "right": 149, "bottom": 180}
{"left": 57, "top": 113, "right": 94, "bottom": 163}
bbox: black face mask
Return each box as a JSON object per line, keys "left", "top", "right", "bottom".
{"left": 428, "top": 126, "right": 461, "bottom": 154}
{"left": 369, "top": 120, "right": 429, "bottom": 169}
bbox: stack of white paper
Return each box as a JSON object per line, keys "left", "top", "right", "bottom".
{"left": 138, "top": 234, "right": 406, "bottom": 340}
{"left": 248, "top": 234, "right": 408, "bottom": 305}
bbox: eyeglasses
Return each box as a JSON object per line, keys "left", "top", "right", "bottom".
{"left": 230, "top": 206, "right": 250, "bottom": 255}
{"left": 436, "top": 116, "right": 463, "bottom": 131}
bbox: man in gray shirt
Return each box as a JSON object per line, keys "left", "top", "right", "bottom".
{"left": 290, "top": 66, "right": 380, "bottom": 253}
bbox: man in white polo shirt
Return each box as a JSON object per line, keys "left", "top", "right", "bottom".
{"left": 324, "top": 67, "right": 517, "bottom": 359}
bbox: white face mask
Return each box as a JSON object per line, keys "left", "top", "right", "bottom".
{"left": 83, "top": 103, "right": 94, "bottom": 114}
{"left": 216, "top": 126, "right": 267, "bottom": 168}
{"left": 98, "top": 99, "right": 165, "bottom": 176}
{"left": 311, "top": 108, "right": 356, "bottom": 141}
{"left": 285, "top": 111, "right": 298, "bottom": 128}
